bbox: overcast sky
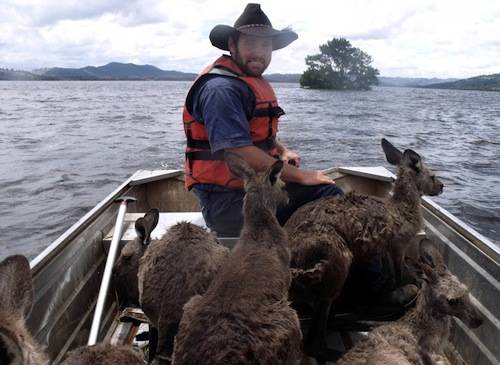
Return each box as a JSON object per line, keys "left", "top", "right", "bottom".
{"left": 1, "top": 0, "right": 499, "bottom": 78}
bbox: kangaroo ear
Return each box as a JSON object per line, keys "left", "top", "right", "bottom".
{"left": 268, "top": 160, "right": 284, "bottom": 185}
{"left": 419, "top": 238, "right": 445, "bottom": 269}
{"left": 381, "top": 138, "right": 403, "bottom": 165}
{"left": 403, "top": 149, "right": 422, "bottom": 171}
{"left": 135, "top": 208, "right": 159, "bottom": 245}
{"left": 0, "top": 255, "right": 34, "bottom": 319}
{"left": 224, "top": 152, "right": 254, "bottom": 181}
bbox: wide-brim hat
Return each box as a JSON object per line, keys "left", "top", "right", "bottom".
{"left": 209, "top": 3, "right": 298, "bottom": 51}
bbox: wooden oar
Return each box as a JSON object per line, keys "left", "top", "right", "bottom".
{"left": 88, "top": 196, "right": 136, "bottom": 345}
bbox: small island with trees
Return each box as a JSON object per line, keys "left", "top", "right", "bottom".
{"left": 300, "top": 37, "right": 379, "bottom": 90}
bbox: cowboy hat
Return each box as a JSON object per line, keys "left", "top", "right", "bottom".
{"left": 209, "top": 3, "right": 298, "bottom": 51}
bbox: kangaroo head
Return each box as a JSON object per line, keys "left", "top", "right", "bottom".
{"left": 225, "top": 152, "right": 288, "bottom": 214}
{"left": 118, "top": 208, "right": 159, "bottom": 260}
{"left": 417, "top": 239, "right": 483, "bottom": 329}
{"left": 113, "top": 208, "right": 159, "bottom": 306}
{"left": 0, "top": 255, "right": 48, "bottom": 364}
{"left": 381, "top": 138, "right": 444, "bottom": 196}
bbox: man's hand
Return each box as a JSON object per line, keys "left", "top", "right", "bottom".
{"left": 297, "top": 169, "right": 335, "bottom": 185}
{"left": 226, "top": 145, "right": 335, "bottom": 186}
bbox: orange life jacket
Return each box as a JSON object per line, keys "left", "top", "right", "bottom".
{"left": 183, "top": 55, "right": 284, "bottom": 190}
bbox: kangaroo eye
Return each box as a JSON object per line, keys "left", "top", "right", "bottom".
{"left": 448, "top": 298, "right": 459, "bottom": 306}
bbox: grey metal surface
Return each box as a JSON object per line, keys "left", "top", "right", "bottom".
{"left": 88, "top": 199, "right": 131, "bottom": 345}
{"left": 27, "top": 172, "right": 141, "bottom": 362}
{"left": 423, "top": 206, "right": 500, "bottom": 365}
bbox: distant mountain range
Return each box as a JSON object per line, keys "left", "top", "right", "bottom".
{"left": 2, "top": 62, "right": 197, "bottom": 81}
{"left": 0, "top": 62, "right": 299, "bottom": 83}
{"left": 1, "top": 62, "right": 499, "bottom": 91}
{"left": 421, "top": 73, "right": 500, "bottom": 91}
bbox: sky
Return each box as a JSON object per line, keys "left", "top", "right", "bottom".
{"left": 1, "top": 0, "right": 499, "bottom": 78}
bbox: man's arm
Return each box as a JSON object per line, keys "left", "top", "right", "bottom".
{"left": 226, "top": 145, "right": 334, "bottom": 185}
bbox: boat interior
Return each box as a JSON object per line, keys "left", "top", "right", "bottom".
{"left": 27, "top": 167, "right": 499, "bottom": 364}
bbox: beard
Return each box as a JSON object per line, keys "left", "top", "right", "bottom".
{"left": 232, "top": 50, "right": 269, "bottom": 77}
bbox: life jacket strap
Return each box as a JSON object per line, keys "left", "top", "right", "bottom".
{"left": 186, "top": 150, "right": 225, "bottom": 161}
{"left": 186, "top": 137, "right": 276, "bottom": 151}
{"left": 253, "top": 105, "right": 285, "bottom": 118}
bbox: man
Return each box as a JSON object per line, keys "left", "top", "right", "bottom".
{"left": 183, "top": 3, "right": 342, "bottom": 236}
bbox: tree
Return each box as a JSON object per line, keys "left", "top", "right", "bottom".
{"left": 300, "top": 38, "right": 379, "bottom": 90}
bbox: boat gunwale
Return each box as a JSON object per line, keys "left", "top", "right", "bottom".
{"left": 421, "top": 196, "right": 500, "bottom": 263}
{"left": 29, "top": 170, "right": 184, "bottom": 274}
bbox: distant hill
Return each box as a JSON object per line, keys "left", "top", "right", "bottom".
{"left": 377, "top": 76, "right": 458, "bottom": 87}
{"left": 0, "top": 68, "right": 42, "bottom": 80}
{"left": 422, "top": 73, "right": 500, "bottom": 91}
{"left": 1, "top": 63, "right": 301, "bottom": 82}
{"left": 36, "top": 62, "right": 197, "bottom": 81}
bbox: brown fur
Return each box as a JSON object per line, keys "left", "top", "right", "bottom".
{"left": 0, "top": 255, "right": 146, "bottom": 365}
{"left": 0, "top": 255, "right": 49, "bottom": 365}
{"left": 172, "top": 154, "right": 302, "bottom": 365}
{"left": 138, "top": 221, "right": 229, "bottom": 364}
{"left": 62, "top": 343, "right": 144, "bottom": 364}
{"left": 336, "top": 239, "right": 483, "bottom": 365}
{"left": 284, "top": 139, "right": 444, "bottom": 360}
{"left": 113, "top": 208, "right": 159, "bottom": 307}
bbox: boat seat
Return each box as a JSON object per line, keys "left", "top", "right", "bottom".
{"left": 104, "top": 212, "right": 207, "bottom": 243}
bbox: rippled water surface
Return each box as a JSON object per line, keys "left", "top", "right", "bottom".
{"left": 1, "top": 81, "right": 499, "bottom": 260}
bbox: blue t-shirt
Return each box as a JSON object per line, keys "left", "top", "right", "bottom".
{"left": 190, "top": 75, "right": 255, "bottom": 153}
{"left": 189, "top": 75, "right": 256, "bottom": 192}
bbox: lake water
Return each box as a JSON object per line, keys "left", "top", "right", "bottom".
{"left": 0, "top": 81, "right": 499, "bottom": 261}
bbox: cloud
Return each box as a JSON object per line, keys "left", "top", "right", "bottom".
{"left": 0, "top": 0, "right": 499, "bottom": 78}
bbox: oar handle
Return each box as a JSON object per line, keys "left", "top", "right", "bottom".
{"left": 88, "top": 196, "right": 136, "bottom": 345}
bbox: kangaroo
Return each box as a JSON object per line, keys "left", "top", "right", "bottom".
{"left": 284, "top": 138, "right": 444, "bottom": 361}
{"left": 0, "top": 255, "right": 49, "bottom": 365}
{"left": 336, "top": 238, "right": 483, "bottom": 365}
{"left": 172, "top": 153, "right": 302, "bottom": 365}
{"left": 0, "top": 255, "right": 144, "bottom": 365}
{"left": 138, "top": 221, "right": 229, "bottom": 364}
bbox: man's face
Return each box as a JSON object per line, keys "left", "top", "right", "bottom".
{"left": 228, "top": 34, "right": 272, "bottom": 77}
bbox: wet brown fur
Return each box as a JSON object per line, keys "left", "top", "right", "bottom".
{"left": 284, "top": 139, "right": 444, "bottom": 359}
{"left": 172, "top": 154, "right": 302, "bottom": 365}
{"left": 61, "top": 343, "right": 144, "bottom": 364}
{"left": 0, "top": 255, "right": 146, "bottom": 365}
{"left": 138, "top": 221, "right": 229, "bottom": 363}
{"left": 0, "top": 255, "right": 49, "bottom": 365}
{"left": 336, "top": 239, "right": 483, "bottom": 365}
